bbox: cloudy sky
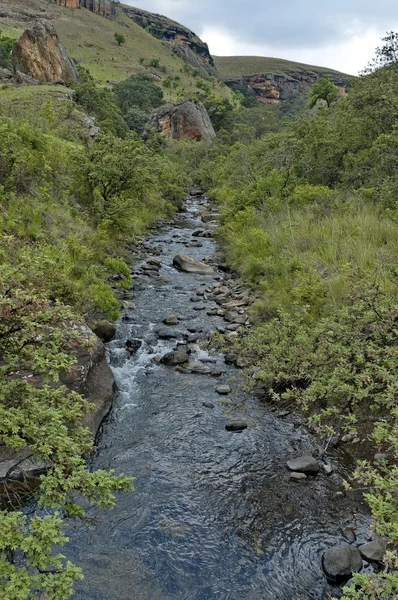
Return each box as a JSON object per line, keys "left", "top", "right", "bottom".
{"left": 123, "top": 0, "right": 398, "bottom": 74}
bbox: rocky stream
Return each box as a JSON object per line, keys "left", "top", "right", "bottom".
{"left": 67, "top": 193, "right": 371, "bottom": 600}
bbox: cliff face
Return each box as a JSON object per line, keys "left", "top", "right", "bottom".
{"left": 223, "top": 72, "right": 346, "bottom": 105}
{"left": 52, "top": 0, "right": 116, "bottom": 17}
{"left": 122, "top": 6, "right": 219, "bottom": 79}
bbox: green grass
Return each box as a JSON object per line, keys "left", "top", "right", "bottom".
{"left": 214, "top": 55, "right": 351, "bottom": 81}
{"left": 0, "top": 0, "right": 231, "bottom": 101}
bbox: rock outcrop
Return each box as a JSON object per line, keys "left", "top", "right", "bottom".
{"left": 147, "top": 101, "right": 215, "bottom": 143}
{"left": 224, "top": 72, "right": 346, "bottom": 105}
{"left": 52, "top": 0, "right": 116, "bottom": 17}
{"left": 12, "top": 20, "right": 79, "bottom": 83}
{"left": 0, "top": 325, "right": 115, "bottom": 503}
{"left": 122, "top": 6, "right": 218, "bottom": 79}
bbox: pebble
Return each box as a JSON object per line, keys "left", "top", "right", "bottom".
{"left": 203, "top": 402, "right": 215, "bottom": 409}
{"left": 289, "top": 472, "right": 307, "bottom": 482}
{"left": 225, "top": 421, "right": 248, "bottom": 432}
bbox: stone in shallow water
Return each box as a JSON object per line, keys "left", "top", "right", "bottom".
{"left": 157, "top": 327, "right": 181, "bottom": 339}
{"left": 322, "top": 545, "right": 363, "bottom": 582}
{"left": 203, "top": 402, "right": 215, "bottom": 409}
{"left": 342, "top": 527, "right": 357, "bottom": 544}
{"left": 163, "top": 316, "right": 179, "bottom": 326}
{"left": 286, "top": 455, "right": 320, "bottom": 475}
{"left": 216, "top": 385, "right": 231, "bottom": 395}
{"left": 359, "top": 539, "right": 387, "bottom": 563}
{"left": 289, "top": 472, "right": 307, "bottom": 482}
{"left": 161, "top": 351, "right": 189, "bottom": 366}
{"left": 173, "top": 254, "right": 214, "bottom": 275}
{"left": 225, "top": 421, "right": 248, "bottom": 432}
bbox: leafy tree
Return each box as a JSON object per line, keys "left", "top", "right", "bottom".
{"left": 309, "top": 77, "right": 338, "bottom": 108}
{"left": 114, "top": 32, "right": 126, "bottom": 46}
{"left": 74, "top": 76, "right": 128, "bottom": 138}
{"left": 0, "top": 34, "right": 14, "bottom": 70}
{"left": 365, "top": 31, "right": 398, "bottom": 72}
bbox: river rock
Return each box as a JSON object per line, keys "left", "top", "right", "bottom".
{"left": 290, "top": 472, "right": 307, "bottom": 482}
{"left": 92, "top": 321, "right": 116, "bottom": 343}
{"left": 161, "top": 351, "right": 189, "bottom": 366}
{"left": 322, "top": 546, "right": 362, "bottom": 582}
{"left": 216, "top": 385, "right": 231, "bottom": 395}
{"left": 342, "top": 527, "right": 357, "bottom": 543}
{"left": 226, "top": 421, "right": 248, "bottom": 432}
{"left": 203, "top": 402, "right": 215, "bottom": 409}
{"left": 163, "top": 316, "right": 179, "bottom": 326}
{"left": 186, "top": 362, "right": 213, "bottom": 374}
{"left": 286, "top": 455, "right": 320, "bottom": 475}
{"left": 157, "top": 327, "right": 181, "bottom": 339}
{"left": 358, "top": 539, "right": 387, "bottom": 563}
{"left": 173, "top": 255, "right": 214, "bottom": 275}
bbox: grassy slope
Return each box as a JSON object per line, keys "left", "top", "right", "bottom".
{"left": 0, "top": 0, "right": 231, "bottom": 101}
{"left": 214, "top": 55, "right": 350, "bottom": 81}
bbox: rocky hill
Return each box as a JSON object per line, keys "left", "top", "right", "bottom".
{"left": 0, "top": 0, "right": 230, "bottom": 101}
{"left": 214, "top": 55, "right": 351, "bottom": 104}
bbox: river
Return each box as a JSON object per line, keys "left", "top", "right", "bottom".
{"left": 67, "top": 194, "right": 369, "bottom": 600}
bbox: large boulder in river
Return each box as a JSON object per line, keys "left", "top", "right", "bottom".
{"left": 359, "top": 539, "right": 387, "bottom": 563}
{"left": 322, "top": 545, "right": 363, "bottom": 582}
{"left": 173, "top": 255, "right": 214, "bottom": 275}
{"left": 147, "top": 101, "right": 215, "bottom": 143}
{"left": 12, "top": 21, "right": 79, "bottom": 83}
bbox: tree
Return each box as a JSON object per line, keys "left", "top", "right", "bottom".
{"left": 365, "top": 31, "right": 398, "bottom": 72}
{"left": 114, "top": 32, "right": 125, "bottom": 46}
{"left": 114, "top": 74, "right": 164, "bottom": 114}
{"left": 309, "top": 77, "right": 338, "bottom": 108}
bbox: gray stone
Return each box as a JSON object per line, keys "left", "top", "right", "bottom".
{"left": 320, "top": 461, "right": 334, "bottom": 476}
{"left": 173, "top": 255, "right": 214, "bottom": 275}
{"left": 359, "top": 539, "right": 387, "bottom": 563}
{"left": 157, "top": 327, "right": 181, "bottom": 339}
{"left": 374, "top": 453, "right": 388, "bottom": 463}
{"left": 216, "top": 385, "right": 231, "bottom": 395}
{"left": 163, "top": 316, "right": 179, "bottom": 326}
{"left": 289, "top": 472, "right": 307, "bottom": 482}
{"left": 161, "top": 351, "right": 189, "bottom": 366}
{"left": 286, "top": 455, "right": 320, "bottom": 475}
{"left": 203, "top": 402, "right": 215, "bottom": 409}
{"left": 342, "top": 527, "right": 357, "bottom": 543}
{"left": 322, "top": 546, "right": 363, "bottom": 582}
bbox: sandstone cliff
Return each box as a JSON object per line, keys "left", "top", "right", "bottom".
{"left": 122, "top": 6, "right": 219, "bottom": 79}
{"left": 52, "top": 0, "right": 116, "bottom": 17}
{"left": 147, "top": 100, "right": 216, "bottom": 143}
{"left": 12, "top": 20, "right": 79, "bottom": 83}
{"left": 223, "top": 71, "right": 347, "bottom": 105}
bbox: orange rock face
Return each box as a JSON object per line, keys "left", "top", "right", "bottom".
{"left": 147, "top": 101, "right": 215, "bottom": 143}
{"left": 52, "top": 0, "right": 114, "bottom": 16}
{"left": 12, "top": 20, "right": 79, "bottom": 83}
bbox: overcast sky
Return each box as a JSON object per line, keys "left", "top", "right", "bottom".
{"left": 123, "top": 0, "right": 398, "bottom": 74}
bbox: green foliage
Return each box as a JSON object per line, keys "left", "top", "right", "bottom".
{"left": 200, "top": 36, "right": 398, "bottom": 598}
{"left": 309, "top": 77, "right": 338, "bottom": 108}
{"left": 74, "top": 75, "right": 128, "bottom": 137}
{"left": 114, "top": 32, "right": 126, "bottom": 46}
{"left": 113, "top": 74, "right": 164, "bottom": 133}
{"left": 0, "top": 34, "right": 14, "bottom": 69}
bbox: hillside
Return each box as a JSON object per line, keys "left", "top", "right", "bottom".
{"left": 214, "top": 55, "right": 349, "bottom": 80}
{"left": 214, "top": 55, "right": 351, "bottom": 104}
{"left": 0, "top": 0, "right": 231, "bottom": 101}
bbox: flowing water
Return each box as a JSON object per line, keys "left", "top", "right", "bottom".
{"left": 68, "top": 195, "right": 369, "bottom": 600}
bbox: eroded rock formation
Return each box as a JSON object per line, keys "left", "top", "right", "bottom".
{"left": 122, "top": 6, "right": 219, "bottom": 79}
{"left": 12, "top": 20, "right": 79, "bottom": 83}
{"left": 147, "top": 101, "right": 215, "bottom": 143}
{"left": 52, "top": 0, "right": 115, "bottom": 16}
{"left": 224, "top": 72, "right": 346, "bottom": 104}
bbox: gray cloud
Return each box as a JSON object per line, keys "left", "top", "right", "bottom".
{"left": 122, "top": 0, "right": 398, "bottom": 49}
